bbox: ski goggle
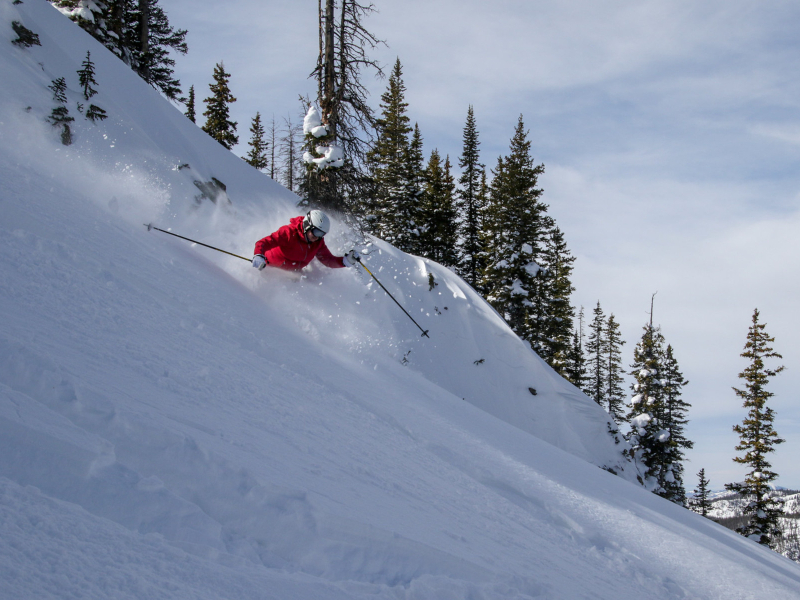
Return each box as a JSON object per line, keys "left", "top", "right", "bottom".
{"left": 308, "top": 226, "right": 326, "bottom": 238}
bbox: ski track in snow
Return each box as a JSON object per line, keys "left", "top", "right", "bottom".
{"left": 1, "top": 1, "right": 800, "bottom": 598}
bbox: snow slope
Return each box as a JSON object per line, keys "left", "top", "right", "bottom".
{"left": 1, "top": 2, "right": 800, "bottom": 598}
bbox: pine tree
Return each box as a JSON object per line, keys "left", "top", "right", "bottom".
{"left": 417, "top": 150, "right": 459, "bottom": 267}
{"left": 531, "top": 223, "right": 575, "bottom": 373}
{"left": 564, "top": 307, "right": 588, "bottom": 389}
{"left": 185, "top": 84, "right": 196, "bottom": 122}
{"left": 690, "top": 468, "right": 712, "bottom": 518}
{"left": 133, "top": 0, "right": 188, "bottom": 101}
{"left": 625, "top": 308, "right": 669, "bottom": 493}
{"left": 11, "top": 20, "right": 41, "bottom": 47}
{"left": 78, "top": 51, "right": 99, "bottom": 100}
{"left": 401, "top": 123, "right": 425, "bottom": 254}
{"left": 202, "top": 62, "right": 238, "bottom": 150}
{"left": 479, "top": 115, "right": 546, "bottom": 336}
{"left": 584, "top": 301, "right": 607, "bottom": 407}
{"left": 77, "top": 51, "right": 107, "bottom": 122}
{"left": 661, "top": 344, "right": 692, "bottom": 504}
{"left": 47, "top": 77, "right": 74, "bottom": 145}
{"left": 473, "top": 169, "right": 491, "bottom": 295}
{"left": 725, "top": 309, "right": 785, "bottom": 547}
{"left": 245, "top": 112, "right": 269, "bottom": 170}
{"left": 366, "top": 58, "right": 413, "bottom": 247}
{"left": 48, "top": 1, "right": 187, "bottom": 100}
{"left": 605, "top": 313, "right": 627, "bottom": 423}
{"left": 456, "top": 105, "right": 484, "bottom": 287}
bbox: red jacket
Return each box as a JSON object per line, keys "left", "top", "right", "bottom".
{"left": 254, "top": 216, "right": 345, "bottom": 271}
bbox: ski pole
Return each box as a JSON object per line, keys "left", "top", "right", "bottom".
{"left": 355, "top": 257, "right": 430, "bottom": 338}
{"left": 144, "top": 223, "right": 251, "bottom": 262}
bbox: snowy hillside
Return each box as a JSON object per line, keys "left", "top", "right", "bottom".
{"left": 2, "top": 1, "right": 800, "bottom": 598}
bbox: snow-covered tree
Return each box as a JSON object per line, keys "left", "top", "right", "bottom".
{"left": 725, "top": 308, "right": 785, "bottom": 548}
{"left": 625, "top": 317, "right": 669, "bottom": 493}
{"left": 307, "top": 0, "right": 384, "bottom": 212}
{"left": 400, "top": 123, "right": 426, "bottom": 255}
{"left": 245, "top": 112, "right": 269, "bottom": 171}
{"left": 531, "top": 224, "right": 575, "bottom": 374}
{"left": 661, "top": 344, "right": 692, "bottom": 504}
{"left": 479, "top": 115, "right": 546, "bottom": 336}
{"left": 49, "top": 1, "right": 187, "bottom": 101}
{"left": 202, "top": 62, "right": 237, "bottom": 150}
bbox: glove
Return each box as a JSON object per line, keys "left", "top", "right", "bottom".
{"left": 252, "top": 254, "right": 267, "bottom": 270}
{"left": 342, "top": 249, "right": 360, "bottom": 267}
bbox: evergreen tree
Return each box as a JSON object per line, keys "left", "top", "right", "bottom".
{"left": 479, "top": 115, "right": 546, "bottom": 336}
{"left": 456, "top": 105, "right": 484, "bottom": 287}
{"left": 48, "top": 1, "right": 187, "bottom": 100}
{"left": 605, "top": 313, "right": 627, "bottom": 423}
{"left": 725, "top": 309, "right": 786, "bottom": 547}
{"left": 86, "top": 103, "right": 108, "bottom": 122}
{"left": 11, "top": 20, "right": 41, "bottom": 47}
{"left": 202, "top": 62, "right": 238, "bottom": 150}
{"left": 245, "top": 112, "right": 269, "bottom": 171}
{"left": 625, "top": 312, "right": 669, "bottom": 493}
{"left": 77, "top": 51, "right": 107, "bottom": 122}
{"left": 47, "top": 77, "right": 74, "bottom": 145}
{"left": 185, "top": 84, "right": 196, "bottom": 122}
{"left": 530, "top": 224, "right": 575, "bottom": 373}
{"left": 366, "top": 58, "right": 413, "bottom": 247}
{"left": 564, "top": 306, "right": 588, "bottom": 389}
{"left": 473, "top": 169, "right": 491, "bottom": 295}
{"left": 78, "top": 51, "right": 99, "bottom": 100}
{"left": 417, "top": 150, "right": 459, "bottom": 267}
{"left": 526, "top": 222, "right": 575, "bottom": 373}
{"left": 690, "top": 468, "right": 712, "bottom": 518}
{"left": 584, "top": 301, "right": 607, "bottom": 407}
{"left": 401, "top": 123, "right": 425, "bottom": 254}
{"left": 133, "top": 0, "right": 188, "bottom": 100}
{"left": 661, "top": 344, "right": 692, "bottom": 504}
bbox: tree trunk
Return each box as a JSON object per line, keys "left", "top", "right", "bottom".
{"left": 323, "top": 0, "right": 336, "bottom": 132}
{"left": 139, "top": 0, "right": 150, "bottom": 81}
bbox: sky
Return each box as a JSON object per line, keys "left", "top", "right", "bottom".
{"left": 163, "top": 0, "right": 800, "bottom": 489}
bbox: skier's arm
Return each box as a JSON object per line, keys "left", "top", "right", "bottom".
{"left": 254, "top": 226, "right": 290, "bottom": 258}
{"left": 315, "top": 241, "right": 346, "bottom": 268}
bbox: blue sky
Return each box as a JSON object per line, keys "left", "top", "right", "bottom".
{"left": 166, "top": 0, "right": 800, "bottom": 489}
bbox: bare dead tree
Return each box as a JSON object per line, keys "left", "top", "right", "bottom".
{"left": 279, "top": 114, "right": 303, "bottom": 193}
{"left": 304, "top": 0, "right": 385, "bottom": 213}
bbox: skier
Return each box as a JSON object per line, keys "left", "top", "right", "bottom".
{"left": 251, "top": 210, "right": 358, "bottom": 272}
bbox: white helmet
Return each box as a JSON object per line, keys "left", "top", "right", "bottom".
{"left": 304, "top": 209, "right": 330, "bottom": 238}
